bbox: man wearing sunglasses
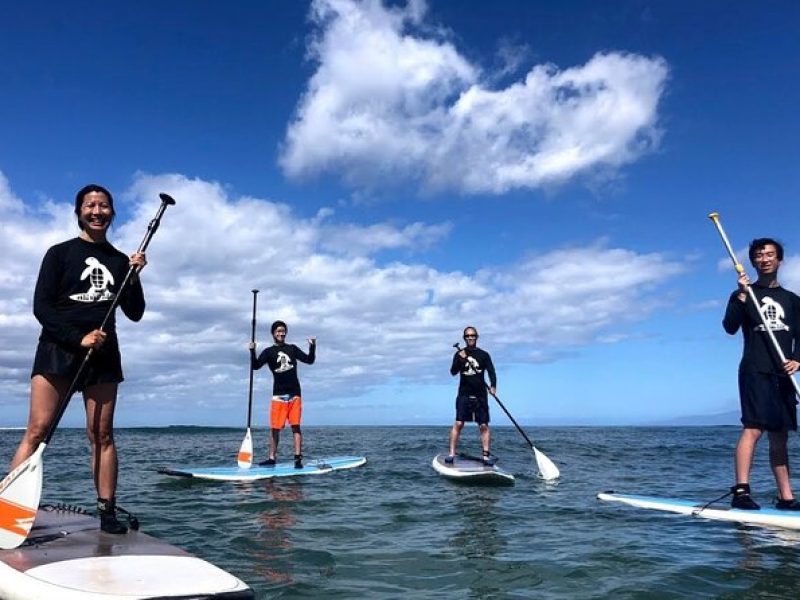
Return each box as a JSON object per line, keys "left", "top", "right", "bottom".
{"left": 446, "top": 326, "right": 497, "bottom": 465}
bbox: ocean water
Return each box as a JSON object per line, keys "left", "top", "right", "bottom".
{"left": 3, "top": 425, "right": 800, "bottom": 599}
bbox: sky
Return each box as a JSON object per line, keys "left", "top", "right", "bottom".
{"left": 0, "top": 0, "right": 798, "bottom": 428}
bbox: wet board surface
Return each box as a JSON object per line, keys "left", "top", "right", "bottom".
{"left": 0, "top": 503, "right": 253, "bottom": 600}
{"left": 158, "top": 455, "right": 367, "bottom": 481}
{"left": 598, "top": 491, "right": 800, "bottom": 531}
{"left": 431, "top": 453, "right": 515, "bottom": 486}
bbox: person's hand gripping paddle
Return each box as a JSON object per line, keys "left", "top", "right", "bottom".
{"left": 0, "top": 193, "right": 176, "bottom": 550}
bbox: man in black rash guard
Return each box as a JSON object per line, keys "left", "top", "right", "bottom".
{"left": 9, "top": 184, "right": 147, "bottom": 534}
{"left": 250, "top": 320, "right": 316, "bottom": 468}
{"left": 723, "top": 238, "right": 800, "bottom": 510}
{"left": 446, "top": 326, "right": 497, "bottom": 465}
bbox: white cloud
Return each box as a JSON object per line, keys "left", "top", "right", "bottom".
{"left": 780, "top": 256, "right": 800, "bottom": 291}
{"left": 0, "top": 171, "right": 684, "bottom": 425}
{"left": 281, "top": 0, "right": 668, "bottom": 194}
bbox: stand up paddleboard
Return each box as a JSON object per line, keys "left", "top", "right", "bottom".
{"left": 158, "top": 455, "right": 366, "bottom": 482}
{"left": 432, "top": 453, "right": 515, "bottom": 486}
{"left": 0, "top": 503, "right": 252, "bottom": 600}
{"left": 598, "top": 491, "right": 800, "bottom": 531}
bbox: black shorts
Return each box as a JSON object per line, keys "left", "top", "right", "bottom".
{"left": 455, "top": 395, "right": 490, "bottom": 425}
{"left": 739, "top": 370, "right": 797, "bottom": 432}
{"left": 31, "top": 339, "right": 124, "bottom": 392}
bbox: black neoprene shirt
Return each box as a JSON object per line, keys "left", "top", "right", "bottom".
{"left": 33, "top": 237, "right": 145, "bottom": 350}
{"left": 251, "top": 343, "right": 316, "bottom": 396}
{"left": 450, "top": 347, "right": 497, "bottom": 399}
{"left": 723, "top": 284, "right": 800, "bottom": 374}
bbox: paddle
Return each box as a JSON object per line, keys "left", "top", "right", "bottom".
{"left": 453, "top": 343, "right": 560, "bottom": 480}
{"left": 237, "top": 289, "right": 259, "bottom": 469}
{"left": 0, "top": 193, "right": 176, "bottom": 550}
{"left": 708, "top": 212, "right": 800, "bottom": 397}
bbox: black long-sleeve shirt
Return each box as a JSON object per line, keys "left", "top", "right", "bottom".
{"left": 450, "top": 347, "right": 496, "bottom": 399}
{"left": 251, "top": 343, "right": 316, "bottom": 396}
{"left": 723, "top": 284, "right": 800, "bottom": 374}
{"left": 33, "top": 237, "right": 145, "bottom": 350}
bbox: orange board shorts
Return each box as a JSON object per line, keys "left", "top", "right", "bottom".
{"left": 270, "top": 394, "right": 302, "bottom": 429}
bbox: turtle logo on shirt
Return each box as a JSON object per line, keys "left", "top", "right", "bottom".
{"left": 275, "top": 351, "right": 294, "bottom": 373}
{"left": 755, "top": 296, "right": 790, "bottom": 333}
{"left": 69, "top": 257, "right": 116, "bottom": 303}
{"left": 464, "top": 356, "right": 481, "bottom": 376}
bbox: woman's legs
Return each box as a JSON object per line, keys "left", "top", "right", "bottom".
{"left": 84, "top": 383, "right": 127, "bottom": 534}
{"left": 83, "top": 383, "right": 119, "bottom": 500}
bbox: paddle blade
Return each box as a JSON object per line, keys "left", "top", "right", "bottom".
{"left": 237, "top": 428, "right": 253, "bottom": 469}
{"left": 533, "top": 447, "right": 560, "bottom": 481}
{"left": 0, "top": 443, "right": 45, "bottom": 549}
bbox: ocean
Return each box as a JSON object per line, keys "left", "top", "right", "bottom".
{"left": 2, "top": 425, "right": 800, "bottom": 599}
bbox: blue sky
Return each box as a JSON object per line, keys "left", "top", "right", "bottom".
{"left": 1, "top": 0, "right": 798, "bottom": 428}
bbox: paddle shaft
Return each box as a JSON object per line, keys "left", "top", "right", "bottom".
{"left": 246, "top": 289, "right": 259, "bottom": 427}
{"left": 708, "top": 212, "right": 800, "bottom": 397}
{"left": 43, "top": 194, "right": 176, "bottom": 445}
{"left": 487, "top": 389, "right": 539, "bottom": 450}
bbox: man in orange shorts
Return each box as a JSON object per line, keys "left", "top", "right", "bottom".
{"left": 250, "top": 320, "right": 316, "bottom": 468}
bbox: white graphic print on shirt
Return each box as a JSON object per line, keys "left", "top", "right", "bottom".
{"left": 754, "top": 296, "right": 790, "bottom": 333}
{"left": 275, "top": 351, "right": 294, "bottom": 373}
{"left": 464, "top": 356, "right": 481, "bottom": 375}
{"left": 70, "top": 257, "right": 116, "bottom": 302}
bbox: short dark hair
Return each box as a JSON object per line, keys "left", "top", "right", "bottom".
{"left": 463, "top": 326, "right": 478, "bottom": 338}
{"left": 748, "top": 238, "right": 784, "bottom": 263}
{"left": 74, "top": 184, "right": 115, "bottom": 230}
{"left": 271, "top": 320, "right": 288, "bottom": 334}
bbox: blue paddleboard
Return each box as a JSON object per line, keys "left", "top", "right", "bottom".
{"left": 158, "top": 456, "right": 366, "bottom": 481}
{"left": 598, "top": 491, "right": 800, "bottom": 530}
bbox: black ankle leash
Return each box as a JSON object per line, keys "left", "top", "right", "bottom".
{"left": 115, "top": 505, "right": 140, "bottom": 530}
{"left": 693, "top": 489, "right": 733, "bottom": 516}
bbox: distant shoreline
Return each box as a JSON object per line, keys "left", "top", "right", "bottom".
{"left": 0, "top": 423, "right": 741, "bottom": 429}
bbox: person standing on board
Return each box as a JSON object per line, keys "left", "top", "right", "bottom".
{"left": 446, "top": 326, "right": 497, "bottom": 465}
{"left": 723, "top": 238, "right": 800, "bottom": 510}
{"left": 9, "top": 184, "right": 147, "bottom": 534}
{"left": 250, "top": 320, "right": 316, "bottom": 468}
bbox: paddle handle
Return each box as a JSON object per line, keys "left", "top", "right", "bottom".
{"left": 708, "top": 212, "right": 800, "bottom": 397}
{"left": 246, "top": 289, "right": 259, "bottom": 427}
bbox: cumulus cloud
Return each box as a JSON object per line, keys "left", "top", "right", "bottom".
{"left": 280, "top": 0, "right": 668, "bottom": 194}
{"left": 783, "top": 258, "right": 800, "bottom": 291}
{"left": 0, "top": 171, "right": 684, "bottom": 425}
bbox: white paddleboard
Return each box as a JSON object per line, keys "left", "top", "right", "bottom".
{"left": 431, "top": 453, "right": 515, "bottom": 486}
{"left": 158, "top": 455, "right": 367, "bottom": 482}
{"left": 598, "top": 491, "right": 800, "bottom": 531}
{"left": 0, "top": 503, "right": 252, "bottom": 600}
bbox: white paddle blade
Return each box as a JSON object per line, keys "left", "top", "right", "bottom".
{"left": 237, "top": 428, "right": 253, "bottom": 469}
{"left": 0, "top": 443, "right": 45, "bottom": 549}
{"left": 533, "top": 447, "right": 560, "bottom": 481}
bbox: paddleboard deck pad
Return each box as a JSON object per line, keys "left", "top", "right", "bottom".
{"left": 432, "top": 453, "right": 515, "bottom": 486}
{"left": 0, "top": 503, "right": 253, "bottom": 599}
{"left": 158, "top": 455, "right": 367, "bottom": 482}
{"left": 598, "top": 491, "right": 800, "bottom": 531}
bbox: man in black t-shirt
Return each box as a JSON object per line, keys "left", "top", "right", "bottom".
{"left": 723, "top": 238, "right": 800, "bottom": 510}
{"left": 445, "top": 326, "right": 497, "bottom": 465}
{"left": 250, "top": 320, "right": 316, "bottom": 468}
